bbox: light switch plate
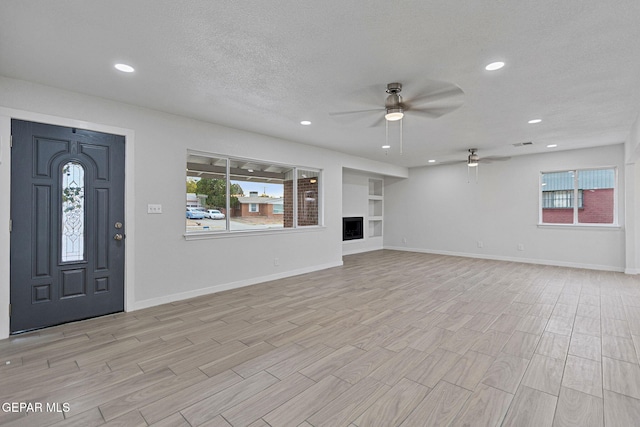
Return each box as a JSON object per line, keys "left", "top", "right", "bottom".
{"left": 147, "top": 204, "right": 162, "bottom": 214}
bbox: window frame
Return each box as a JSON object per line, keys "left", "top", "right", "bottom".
{"left": 538, "top": 167, "right": 619, "bottom": 227}
{"left": 185, "top": 150, "right": 324, "bottom": 238}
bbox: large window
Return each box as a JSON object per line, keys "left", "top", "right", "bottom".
{"left": 186, "top": 152, "right": 322, "bottom": 233}
{"left": 540, "top": 168, "right": 616, "bottom": 225}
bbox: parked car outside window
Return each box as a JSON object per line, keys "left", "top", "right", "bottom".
{"left": 204, "top": 209, "right": 225, "bottom": 220}
{"left": 186, "top": 207, "right": 205, "bottom": 219}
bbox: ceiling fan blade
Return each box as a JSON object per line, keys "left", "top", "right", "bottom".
{"left": 407, "top": 106, "right": 461, "bottom": 119}
{"left": 328, "top": 108, "right": 384, "bottom": 116}
{"left": 406, "top": 83, "right": 464, "bottom": 105}
{"left": 369, "top": 115, "right": 386, "bottom": 128}
{"left": 431, "top": 159, "right": 467, "bottom": 166}
{"left": 479, "top": 156, "right": 511, "bottom": 163}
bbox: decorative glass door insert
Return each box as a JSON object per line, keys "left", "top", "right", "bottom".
{"left": 61, "top": 161, "right": 85, "bottom": 262}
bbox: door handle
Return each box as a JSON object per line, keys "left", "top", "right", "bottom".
{"left": 114, "top": 233, "right": 124, "bottom": 241}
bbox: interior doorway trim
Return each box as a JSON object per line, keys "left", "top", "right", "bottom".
{"left": 0, "top": 107, "right": 135, "bottom": 339}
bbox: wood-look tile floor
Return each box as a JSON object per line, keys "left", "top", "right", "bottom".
{"left": 2, "top": 250, "right": 640, "bottom": 426}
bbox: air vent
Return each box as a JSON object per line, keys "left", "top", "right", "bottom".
{"left": 512, "top": 141, "right": 533, "bottom": 147}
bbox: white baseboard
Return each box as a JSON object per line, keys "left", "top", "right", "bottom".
{"left": 624, "top": 268, "right": 640, "bottom": 275}
{"left": 342, "top": 246, "right": 383, "bottom": 256}
{"left": 132, "top": 260, "right": 344, "bottom": 311}
{"left": 384, "top": 246, "right": 625, "bottom": 273}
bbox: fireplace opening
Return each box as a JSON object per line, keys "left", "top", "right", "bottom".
{"left": 343, "top": 217, "right": 364, "bottom": 241}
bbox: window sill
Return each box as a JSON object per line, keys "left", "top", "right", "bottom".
{"left": 184, "top": 225, "right": 326, "bottom": 240}
{"left": 537, "top": 223, "right": 622, "bottom": 231}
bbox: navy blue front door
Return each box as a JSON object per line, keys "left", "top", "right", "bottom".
{"left": 10, "top": 120, "right": 125, "bottom": 333}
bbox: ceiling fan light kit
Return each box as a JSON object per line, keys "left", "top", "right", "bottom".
{"left": 465, "top": 148, "right": 488, "bottom": 184}
{"left": 385, "top": 108, "right": 404, "bottom": 121}
{"left": 467, "top": 149, "right": 479, "bottom": 167}
{"left": 468, "top": 149, "right": 479, "bottom": 183}
{"left": 384, "top": 83, "right": 405, "bottom": 121}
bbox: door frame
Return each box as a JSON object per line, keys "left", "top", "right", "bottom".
{"left": 0, "top": 108, "right": 135, "bottom": 339}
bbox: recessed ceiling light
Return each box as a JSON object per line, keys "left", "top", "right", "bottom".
{"left": 382, "top": 145, "right": 391, "bottom": 149}
{"left": 114, "top": 63, "right": 135, "bottom": 73}
{"left": 485, "top": 61, "right": 505, "bottom": 71}
{"left": 300, "top": 120, "right": 311, "bottom": 125}
{"left": 528, "top": 119, "right": 542, "bottom": 124}
{"left": 428, "top": 159, "right": 436, "bottom": 163}
{"left": 547, "top": 144, "right": 558, "bottom": 148}
{"left": 247, "top": 169, "right": 254, "bottom": 172}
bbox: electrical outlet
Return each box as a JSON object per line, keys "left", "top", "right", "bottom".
{"left": 477, "top": 241, "right": 484, "bottom": 248}
{"left": 274, "top": 258, "right": 279, "bottom": 266}
{"left": 147, "top": 204, "right": 162, "bottom": 214}
{"left": 517, "top": 243, "right": 525, "bottom": 251}
{"left": 402, "top": 237, "right": 407, "bottom": 244}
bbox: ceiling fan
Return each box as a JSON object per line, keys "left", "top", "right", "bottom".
{"left": 466, "top": 148, "right": 511, "bottom": 166}
{"left": 329, "top": 81, "right": 465, "bottom": 153}
{"left": 329, "top": 81, "right": 465, "bottom": 126}
{"left": 436, "top": 148, "right": 511, "bottom": 166}
{"left": 437, "top": 148, "right": 511, "bottom": 182}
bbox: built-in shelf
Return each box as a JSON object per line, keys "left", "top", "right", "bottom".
{"left": 368, "top": 178, "right": 383, "bottom": 238}
{"left": 369, "top": 179, "right": 383, "bottom": 197}
{"left": 369, "top": 199, "right": 383, "bottom": 217}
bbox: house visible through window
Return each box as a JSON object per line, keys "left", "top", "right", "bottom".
{"left": 296, "top": 169, "right": 319, "bottom": 226}
{"left": 540, "top": 168, "right": 616, "bottom": 225}
{"left": 542, "top": 190, "right": 583, "bottom": 209}
{"left": 186, "top": 152, "right": 322, "bottom": 233}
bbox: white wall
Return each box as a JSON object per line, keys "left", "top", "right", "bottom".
{"left": 0, "top": 76, "right": 407, "bottom": 338}
{"left": 342, "top": 169, "right": 384, "bottom": 254}
{"left": 384, "top": 145, "right": 627, "bottom": 271}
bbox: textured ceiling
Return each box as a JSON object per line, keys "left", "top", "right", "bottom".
{"left": 1, "top": 0, "right": 640, "bottom": 167}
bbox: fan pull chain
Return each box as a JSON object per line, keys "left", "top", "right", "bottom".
{"left": 383, "top": 119, "right": 403, "bottom": 155}
{"left": 400, "top": 119, "right": 403, "bottom": 155}
{"left": 385, "top": 119, "right": 389, "bottom": 155}
{"left": 467, "top": 164, "right": 479, "bottom": 183}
